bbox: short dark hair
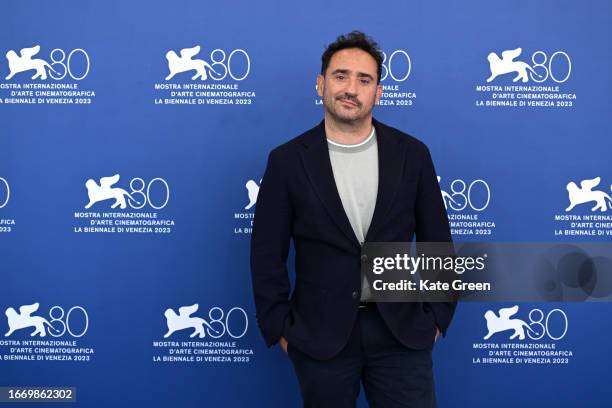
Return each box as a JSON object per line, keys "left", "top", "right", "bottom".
{"left": 321, "top": 31, "right": 384, "bottom": 83}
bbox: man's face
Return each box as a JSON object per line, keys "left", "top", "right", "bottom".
{"left": 317, "top": 48, "right": 382, "bottom": 124}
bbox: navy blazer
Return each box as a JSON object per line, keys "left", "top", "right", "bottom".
{"left": 250, "top": 118, "right": 456, "bottom": 360}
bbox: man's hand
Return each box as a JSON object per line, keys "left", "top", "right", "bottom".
{"left": 434, "top": 327, "right": 441, "bottom": 342}
{"left": 279, "top": 336, "right": 289, "bottom": 353}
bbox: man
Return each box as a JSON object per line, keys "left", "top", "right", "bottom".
{"left": 250, "top": 31, "right": 455, "bottom": 408}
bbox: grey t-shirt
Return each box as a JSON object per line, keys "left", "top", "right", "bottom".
{"left": 327, "top": 127, "right": 378, "bottom": 301}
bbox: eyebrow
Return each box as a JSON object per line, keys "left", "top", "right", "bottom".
{"left": 330, "top": 69, "right": 375, "bottom": 81}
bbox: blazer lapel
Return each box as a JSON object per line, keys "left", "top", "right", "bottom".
{"left": 298, "top": 121, "right": 361, "bottom": 248}
{"left": 364, "top": 119, "right": 405, "bottom": 242}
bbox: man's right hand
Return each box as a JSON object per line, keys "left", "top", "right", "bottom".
{"left": 279, "top": 336, "right": 288, "bottom": 353}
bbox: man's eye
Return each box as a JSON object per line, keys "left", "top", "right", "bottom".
{"left": 360, "top": 79, "right": 371, "bottom": 85}
{"left": 335, "top": 75, "right": 345, "bottom": 80}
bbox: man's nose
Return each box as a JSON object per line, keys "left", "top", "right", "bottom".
{"left": 344, "top": 77, "right": 359, "bottom": 96}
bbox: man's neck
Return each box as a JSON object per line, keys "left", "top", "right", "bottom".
{"left": 324, "top": 113, "right": 373, "bottom": 145}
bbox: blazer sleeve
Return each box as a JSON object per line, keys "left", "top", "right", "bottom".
{"left": 415, "top": 144, "right": 457, "bottom": 337}
{"left": 250, "top": 149, "right": 293, "bottom": 347}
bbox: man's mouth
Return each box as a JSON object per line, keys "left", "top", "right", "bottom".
{"left": 337, "top": 97, "right": 359, "bottom": 107}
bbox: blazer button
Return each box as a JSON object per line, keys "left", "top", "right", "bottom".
{"left": 360, "top": 254, "right": 368, "bottom": 262}
{"left": 352, "top": 291, "right": 359, "bottom": 299}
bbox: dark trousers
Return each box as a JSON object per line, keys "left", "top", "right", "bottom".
{"left": 287, "top": 304, "right": 436, "bottom": 408}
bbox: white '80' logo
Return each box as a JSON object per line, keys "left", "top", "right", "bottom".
{"left": 205, "top": 307, "right": 249, "bottom": 338}
{"left": 525, "top": 308, "right": 568, "bottom": 341}
{"left": 208, "top": 49, "right": 250, "bottom": 81}
{"left": 529, "top": 51, "right": 571, "bottom": 83}
{"left": 380, "top": 50, "right": 411, "bottom": 82}
{"left": 48, "top": 306, "right": 89, "bottom": 338}
{"left": 440, "top": 177, "right": 491, "bottom": 212}
{"left": 0, "top": 177, "right": 9, "bottom": 208}
{"left": 126, "top": 178, "right": 170, "bottom": 210}
{"left": 48, "top": 48, "right": 91, "bottom": 80}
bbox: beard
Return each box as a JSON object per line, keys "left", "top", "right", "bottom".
{"left": 323, "top": 92, "right": 373, "bottom": 125}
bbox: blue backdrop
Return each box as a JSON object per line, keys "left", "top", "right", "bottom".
{"left": 1, "top": 1, "right": 611, "bottom": 406}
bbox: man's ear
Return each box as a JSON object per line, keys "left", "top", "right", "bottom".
{"left": 316, "top": 74, "right": 325, "bottom": 97}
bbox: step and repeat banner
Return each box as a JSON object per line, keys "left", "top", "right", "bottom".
{"left": 1, "top": 1, "right": 611, "bottom": 407}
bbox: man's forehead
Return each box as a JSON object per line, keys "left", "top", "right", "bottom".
{"left": 328, "top": 48, "right": 377, "bottom": 73}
